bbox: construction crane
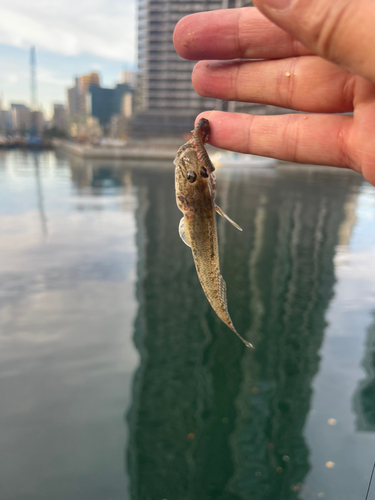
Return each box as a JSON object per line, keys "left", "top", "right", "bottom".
{"left": 30, "top": 46, "right": 37, "bottom": 111}
{"left": 30, "top": 46, "right": 39, "bottom": 138}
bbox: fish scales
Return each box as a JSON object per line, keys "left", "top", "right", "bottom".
{"left": 174, "top": 118, "right": 253, "bottom": 349}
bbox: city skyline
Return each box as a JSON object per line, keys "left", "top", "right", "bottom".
{"left": 0, "top": 0, "right": 136, "bottom": 117}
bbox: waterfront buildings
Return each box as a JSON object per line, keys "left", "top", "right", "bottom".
{"left": 31, "top": 110, "right": 44, "bottom": 135}
{"left": 67, "top": 72, "right": 100, "bottom": 116}
{"left": 0, "top": 104, "right": 11, "bottom": 134}
{"left": 87, "top": 83, "right": 133, "bottom": 127}
{"left": 52, "top": 104, "right": 67, "bottom": 132}
{"left": 132, "top": 0, "right": 254, "bottom": 137}
{"left": 67, "top": 78, "right": 81, "bottom": 115}
{"left": 119, "top": 70, "right": 137, "bottom": 88}
{"left": 67, "top": 72, "right": 133, "bottom": 135}
{"left": 11, "top": 104, "right": 31, "bottom": 132}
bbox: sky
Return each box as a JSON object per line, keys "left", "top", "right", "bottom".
{"left": 0, "top": 0, "right": 136, "bottom": 118}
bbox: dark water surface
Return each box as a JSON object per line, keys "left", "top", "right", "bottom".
{"left": 1, "top": 150, "right": 375, "bottom": 500}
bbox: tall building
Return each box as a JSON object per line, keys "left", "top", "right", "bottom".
{"left": 132, "top": 0, "right": 254, "bottom": 137}
{"left": 87, "top": 83, "right": 133, "bottom": 127}
{"left": 31, "top": 110, "right": 44, "bottom": 134}
{"left": 79, "top": 72, "right": 100, "bottom": 92}
{"left": 0, "top": 100, "right": 11, "bottom": 133}
{"left": 67, "top": 73, "right": 100, "bottom": 115}
{"left": 52, "top": 104, "right": 67, "bottom": 131}
{"left": 67, "top": 78, "right": 81, "bottom": 115}
{"left": 11, "top": 104, "right": 31, "bottom": 132}
{"left": 131, "top": 0, "right": 223, "bottom": 137}
{"left": 118, "top": 70, "right": 136, "bottom": 88}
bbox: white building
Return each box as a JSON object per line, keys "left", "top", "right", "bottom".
{"left": 11, "top": 104, "right": 31, "bottom": 131}
{"left": 52, "top": 104, "right": 67, "bottom": 131}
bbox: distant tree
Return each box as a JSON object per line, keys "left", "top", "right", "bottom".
{"left": 44, "top": 127, "right": 67, "bottom": 139}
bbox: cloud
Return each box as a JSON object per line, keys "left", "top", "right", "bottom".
{"left": 0, "top": 0, "right": 136, "bottom": 62}
{"left": 38, "top": 67, "right": 71, "bottom": 87}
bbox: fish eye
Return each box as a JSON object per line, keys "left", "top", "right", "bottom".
{"left": 200, "top": 166, "right": 209, "bottom": 178}
{"left": 186, "top": 171, "right": 197, "bottom": 183}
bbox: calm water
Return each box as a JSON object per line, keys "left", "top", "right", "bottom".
{"left": 1, "top": 150, "right": 375, "bottom": 500}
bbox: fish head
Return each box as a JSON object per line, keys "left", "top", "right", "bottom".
{"left": 174, "top": 142, "right": 215, "bottom": 215}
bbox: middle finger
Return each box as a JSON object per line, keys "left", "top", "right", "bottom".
{"left": 192, "top": 56, "right": 355, "bottom": 113}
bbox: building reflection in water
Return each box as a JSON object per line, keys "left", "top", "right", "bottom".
{"left": 122, "top": 164, "right": 362, "bottom": 500}
{"left": 33, "top": 153, "right": 48, "bottom": 237}
{"left": 354, "top": 311, "right": 375, "bottom": 431}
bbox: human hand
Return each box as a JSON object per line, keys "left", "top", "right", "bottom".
{"left": 173, "top": 1, "right": 375, "bottom": 185}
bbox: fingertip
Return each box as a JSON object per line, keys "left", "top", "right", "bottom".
{"left": 191, "top": 61, "right": 210, "bottom": 96}
{"left": 172, "top": 18, "right": 186, "bottom": 57}
{"left": 194, "top": 111, "right": 227, "bottom": 141}
{"left": 194, "top": 112, "right": 209, "bottom": 127}
{"left": 173, "top": 15, "right": 200, "bottom": 59}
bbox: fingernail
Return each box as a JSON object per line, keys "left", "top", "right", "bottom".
{"left": 258, "top": 0, "right": 292, "bottom": 10}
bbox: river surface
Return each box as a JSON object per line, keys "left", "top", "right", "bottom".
{"left": 1, "top": 149, "right": 375, "bottom": 500}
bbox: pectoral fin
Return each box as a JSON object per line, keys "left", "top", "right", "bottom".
{"left": 215, "top": 205, "right": 243, "bottom": 231}
{"left": 178, "top": 217, "right": 191, "bottom": 247}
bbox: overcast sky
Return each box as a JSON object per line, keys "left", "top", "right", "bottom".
{"left": 0, "top": 0, "right": 136, "bottom": 117}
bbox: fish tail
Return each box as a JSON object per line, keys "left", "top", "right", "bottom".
{"left": 230, "top": 324, "right": 254, "bottom": 349}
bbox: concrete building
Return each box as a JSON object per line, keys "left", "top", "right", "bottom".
{"left": 67, "top": 73, "right": 100, "bottom": 115}
{"left": 122, "top": 92, "right": 132, "bottom": 118}
{"left": 67, "top": 78, "right": 81, "bottom": 115}
{"left": 79, "top": 72, "right": 100, "bottom": 114}
{"left": 131, "top": 0, "right": 254, "bottom": 137}
{"left": 87, "top": 83, "right": 133, "bottom": 127}
{"left": 31, "top": 110, "right": 44, "bottom": 135}
{"left": 52, "top": 104, "right": 67, "bottom": 132}
{"left": 0, "top": 104, "right": 11, "bottom": 133}
{"left": 118, "top": 70, "right": 136, "bottom": 88}
{"left": 11, "top": 104, "right": 31, "bottom": 132}
{"left": 0, "top": 111, "right": 7, "bottom": 133}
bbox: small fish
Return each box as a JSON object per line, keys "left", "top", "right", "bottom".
{"left": 174, "top": 118, "right": 253, "bottom": 348}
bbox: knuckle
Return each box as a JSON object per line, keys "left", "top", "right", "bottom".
{"left": 276, "top": 58, "right": 298, "bottom": 109}
{"left": 336, "top": 124, "right": 352, "bottom": 167}
{"left": 304, "top": 1, "right": 353, "bottom": 60}
{"left": 282, "top": 115, "right": 300, "bottom": 162}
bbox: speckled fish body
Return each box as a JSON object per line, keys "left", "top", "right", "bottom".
{"left": 174, "top": 119, "right": 253, "bottom": 348}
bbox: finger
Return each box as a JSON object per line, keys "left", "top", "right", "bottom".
{"left": 173, "top": 7, "right": 312, "bottom": 61}
{"left": 252, "top": 0, "right": 375, "bottom": 83}
{"left": 196, "top": 111, "right": 356, "bottom": 170}
{"left": 193, "top": 56, "right": 354, "bottom": 113}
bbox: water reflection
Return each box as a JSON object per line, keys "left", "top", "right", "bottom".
{"left": 33, "top": 153, "right": 48, "bottom": 237}
{"left": 127, "top": 166, "right": 362, "bottom": 499}
{"left": 354, "top": 311, "right": 375, "bottom": 431}
{"left": 2, "top": 150, "right": 374, "bottom": 500}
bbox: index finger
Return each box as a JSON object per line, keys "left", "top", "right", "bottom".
{"left": 173, "top": 7, "right": 312, "bottom": 61}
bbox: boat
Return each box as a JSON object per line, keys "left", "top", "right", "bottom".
{"left": 212, "top": 152, "right": 278, "bottom": 168}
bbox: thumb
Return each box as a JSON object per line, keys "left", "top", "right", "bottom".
{"left": 252, "top": 0, "right": 375, "bottom": 83}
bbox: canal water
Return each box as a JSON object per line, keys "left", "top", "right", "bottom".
{"left": 1, "top": 149, "right": 375, "bottom": 500}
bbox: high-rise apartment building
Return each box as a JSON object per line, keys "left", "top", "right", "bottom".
{"left": 67, "top": 73, "right": 100, "bottom": 115}
{"left": 78, "top": 73, "right": 100, "bottom": 94}
{"left": 132, "top": 0, "right": 253, "bottom": 137}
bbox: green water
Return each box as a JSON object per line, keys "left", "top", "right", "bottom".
{"left": 1, "top": 150, "right": 375, "bottom": 500}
